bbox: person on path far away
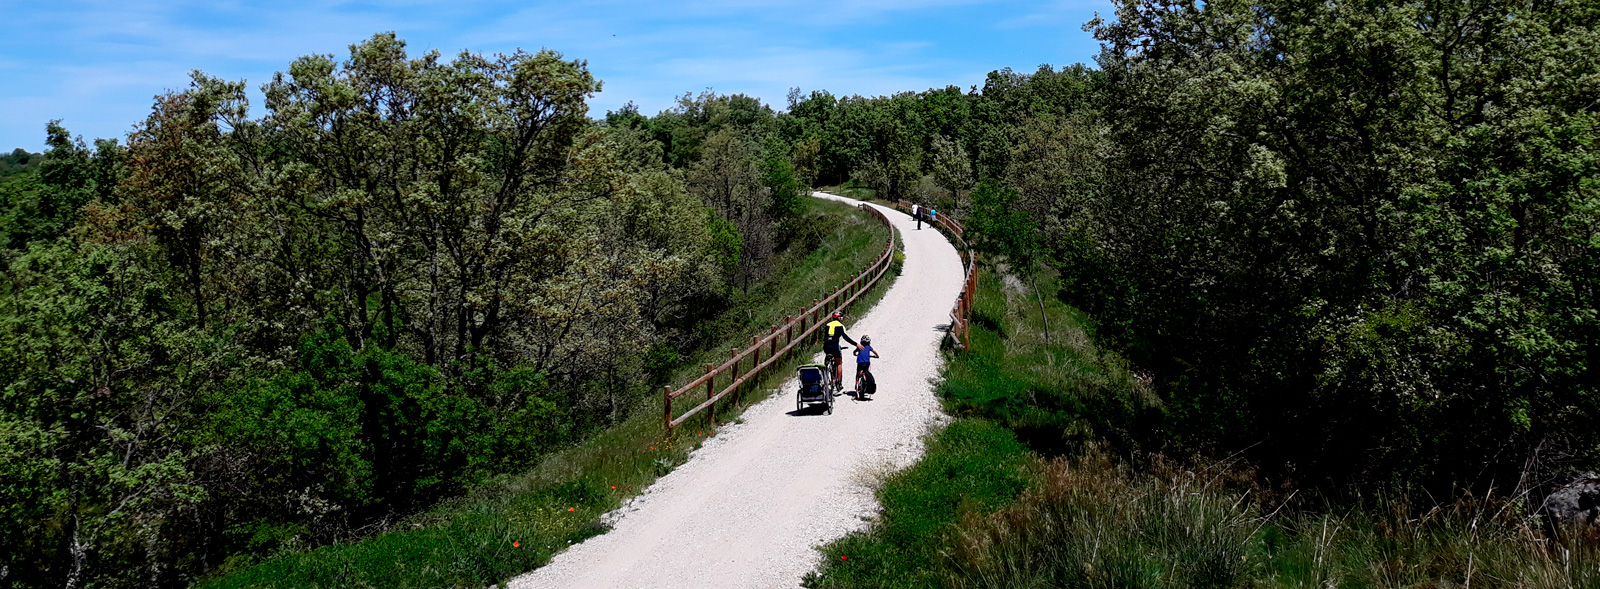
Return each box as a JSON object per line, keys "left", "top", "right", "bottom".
{"left": 913, "top": 203, "right": 922, "bottom": 230}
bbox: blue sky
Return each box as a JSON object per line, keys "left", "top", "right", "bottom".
{"left": 0, "top": 0, "right": 1111, "bottom": 151}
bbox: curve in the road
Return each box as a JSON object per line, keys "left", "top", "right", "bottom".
{"left": 510, "top": 192, "right": 964, "bottom": 589}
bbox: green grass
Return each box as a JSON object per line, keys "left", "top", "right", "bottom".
{"left": 202, "top": 197, "right": 898, "bottom": 588}
{"left": 805, "top": 419, "right": 1032, "bottom": 589}
{"left": 809, "top": 260, "right": 1600, "bottom": 588}
{"left": 814, "top": 183, "right": 879, "bottom": 203}
{"left": 939, "top": 268, "right": 1158, "bottom": 457}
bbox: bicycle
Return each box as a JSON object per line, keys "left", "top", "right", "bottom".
{"left": 853, "top": 364, "right": 873, "bottom": 400}
{"left": 824, "top": 354, "right": 843, "bottom": 397}
{"left": 849, "top": 337, "right": 879, "bottom": 400}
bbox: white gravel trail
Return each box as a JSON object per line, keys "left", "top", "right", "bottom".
{"left": 510, "top": 192, "right": 963, "bottom": 589}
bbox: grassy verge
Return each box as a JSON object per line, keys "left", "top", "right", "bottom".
{"left": 203, "top": 197, "right": 898, "bottom": 588}
{"left": 806, "top": 419, "right": 1032, "bottom": 588}
{"left": 809, "top": 262, "right": 1600, "bottom": 588}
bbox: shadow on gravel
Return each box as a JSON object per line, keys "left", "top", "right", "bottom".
{"left": 787, "top": 404, "right": 833, "bottom": 417}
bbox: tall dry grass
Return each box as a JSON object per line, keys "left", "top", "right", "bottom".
{"left": 1259, "top": 492, "right": 1600, "bottom": 588}
{"left": 943, "top": 449, "right": 1600, "bottom": 588}
{"left": 946, "top": 450, "right": 1256, "bottom": 589}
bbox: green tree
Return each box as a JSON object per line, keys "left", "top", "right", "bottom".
{"left": 0, "top": 147, "right": 42, "bottom": 178}
{"left": 929, "top": 134, "right": 972, "bottom": 209}
{"left": 2, "top": 33, "right": 735, "bottom": 586}
{"left": 120, "top": 74, "right": 250, "bottom": 329}
{"left": 968, "top": 179, "right": 1050, "bottom": 343}
{"left": 0, "top": 240, "right": 219, "bottom": 587}
{"left": 0, "top": 123, "right": 123, "bottom": 250}
{"left": 1052, "top": 0, "right": 1600, "bottom": 489}
{"left": 689, "top": 127, "right": 771, "bottom": 290}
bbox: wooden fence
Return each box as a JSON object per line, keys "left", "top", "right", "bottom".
{"left": 895, "top": 200, "right": 978, "bottom": 351}
{"left": 663, "top": 203, "right": 897, "bottom": 431}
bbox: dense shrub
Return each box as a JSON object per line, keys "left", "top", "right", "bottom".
{"left": 1055, "top": 0, "right": 1600, "bottom": 491}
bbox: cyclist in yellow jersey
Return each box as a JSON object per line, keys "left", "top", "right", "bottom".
{"left": 822, "top": 311, "right": 858, "bottom": 388}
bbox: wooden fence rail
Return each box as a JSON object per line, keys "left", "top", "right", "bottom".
{"left": 895, "top": 200, "right": 978, "bottom": 351}
{"left": 663, "top": 203, "right": 897, "bottom": 431}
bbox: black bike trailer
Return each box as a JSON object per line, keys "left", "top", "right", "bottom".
{"left": 796, "top": 363, "right": 833, "bottom": 414}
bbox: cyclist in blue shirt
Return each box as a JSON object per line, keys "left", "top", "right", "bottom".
{"left": 854, "top": 335, "right": 880, "bottom": 393}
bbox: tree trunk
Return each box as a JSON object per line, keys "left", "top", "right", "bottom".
{"left": 189, "top": 254, "right": 206, "bottom": 330}
{"left": 64, "top": 517, "right": 88, "bottom": 589}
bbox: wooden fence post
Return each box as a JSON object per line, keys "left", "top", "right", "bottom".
{"left": 664, "top": 386, "right": 673, "bottom": 431}
{"left": 705, "top": 363, "right": 716, "bottom": 424}
{"left": 812, "top": 299, "right": 821, "bottom": 344}
{"left": 731, "top": 347, "right": 741, "bottom": 407}
{"left": 805, "top": 304, "right": 812, "bottom": 344}
{"left": 750, "top": 336, "right": 762, "bottom": 391}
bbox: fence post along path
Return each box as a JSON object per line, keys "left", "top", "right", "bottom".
{"left": 511, "top": 192, "right": 965, "bottom": 589}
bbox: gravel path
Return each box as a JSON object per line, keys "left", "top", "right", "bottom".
{"left": 509, "top": 193, "right": 963, "bottom": 589}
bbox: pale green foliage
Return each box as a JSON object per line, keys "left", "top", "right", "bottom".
{"left": 690, "top": 127, "right": 771, "bottom": 289}
{"left": 1, "top": 239, "right": 223, "bottom": 587}
{"left": 929, "top": 134, "right": 972, "bottom": 206}
{"left": 639, "top": 91, "right": 805, "bottom": 293}
{"left": 1004, "top": 113, "right": 1101, "bottom": 247}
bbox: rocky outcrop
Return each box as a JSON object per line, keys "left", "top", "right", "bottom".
{"left": 1539, "top": 474, "right": 1600, "bottom": 528}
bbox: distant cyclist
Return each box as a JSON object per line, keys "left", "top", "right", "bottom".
{"left": 822, "top": 311, "right": 858, "bottom": 392}
{"left": 854, "top": 335, "right": 880, "bottom": 397}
